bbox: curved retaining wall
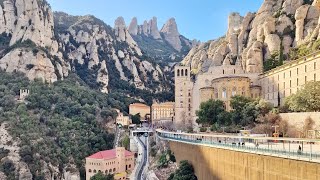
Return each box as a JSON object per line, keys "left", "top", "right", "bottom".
{"left": 169, "top": 141, "right": 320, "bottom": 180}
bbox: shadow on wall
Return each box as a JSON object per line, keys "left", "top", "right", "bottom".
{"left": 169, "top": 141, "right": 221, "bottom": 180}
{"left": 169, "top": 141, "right": 320, "bottom": 180}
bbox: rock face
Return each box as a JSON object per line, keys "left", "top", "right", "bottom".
{"left": 182, "top": 0, "right": 320, "bottom": 74}
{"left": 0, "top": 1, "right": 172, "bottom": 95}
{"left": 160, "top": 18, "right": 182, "bottom": 51}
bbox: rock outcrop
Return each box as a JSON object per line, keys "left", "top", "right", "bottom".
{"left": 160, "top": 18, "right": 182, "bottom": 51}
{"left": 182, "top": 0, "right": 320, "bottom": 74}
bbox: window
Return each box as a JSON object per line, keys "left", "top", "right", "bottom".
{"left": 89, "top": 169, "right": 92, "bottom": 173}
{"left": 109, "top": 169, "right": 112, "bottom": 173}
{"left": 297, "top": 78, "right": 299, "bottom": 86}
{"left": 305, "top": 76, "right": 307, "bottom": 83}
{"left": 290, "top": 71, "right": 291, "bottom": 77}
{"left": 233, "top": 69, "right": 236, "bottom": 74}
{"left": 177, "top": 69, "right": 180, "bottom": 77}
{"left": 283, "top": 73, "right": 285, "bottom": 79}
{"left": 315, "top": 62, "right": 317, "bottom": 70}
{"left": 315, "top": 73, "right": 317, "bottom": 81}
{"left": 185, "top": 69, "right": 188, "bottom": 76}
{"left": 113, "top": 168, "right": 116, "bottom": 172}
{"left": 223, "top": 70, "right": 225, "bottom": 74}
{"left": 283, "top": 82, "right": 285, "bottom": 89}
{"left": 297, "top": 68, "right": 299, "bottom": 75}
{"left": 290, "top": 80, "right": 291, "bottom": 88}
{"left": 232, "top": 87, "right": 236, "bottom": 96}
{"left": 305, "top": 65, "right": 307, "bottom": 72}
{"left": 215, "top": 90, "right": 218, "bottom": 98}
{"left": 93, "top": 170, "right": 97, "bottom": 173}
{"left": 129, "top": 164, "right": 131, "bottom": 168}
{"left": 105, "top": 170, "right": 108, "bottom": 174}
{"left": 222, "top": 88, "right": 227, "bottom": 98}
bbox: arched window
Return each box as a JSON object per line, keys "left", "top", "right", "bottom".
{"left": 105, "top": 170, "right": 108, "bottom": 174}
{"left": 181, "top": 69, "right": 184, "bottom": 77}
{"left": 93, "top": 170, "right": 97, "bottom": 173}
{"left": 222, "top": 88, "right": 227, "bottom": 98}
{"left": 129, "top": 164, "right": 131, "bottom": 168}
{"left": 113, "top": 168, "right": 116, "bottom": 172}
{"left": 89, "top": 169, "right": 92, "bottom": 173}
{"left": 223, "top": 70, "right": 225, "bottom": 74}
{"left": 98, "top": 170, "right": 101, "bottom": 173}
{"left": 177, "top": 69, "right": 180, "bottom": 76}
{"left": 233, "top": 69, "right": 236, "bottom": 74}
{"left": 109, "top": 169, "right": 112, "bottom": 173}
{"left": 215, "top": 90, "right": 218, "bottom": 98}
{"left": 185, "top": 69, "right": 188, "bottom": 76}
{"left": 232, "top": 87, "right": 236, "bottom": 96}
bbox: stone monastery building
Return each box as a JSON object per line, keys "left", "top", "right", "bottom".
{"left": 175, "top": 52, "right": 320, "bottom": 126}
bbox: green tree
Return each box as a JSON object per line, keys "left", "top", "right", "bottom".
{"left": 286, "top": 81, "right": 320, "bottom": 112}
{"left": 90, "top": 172, "right": 114, "bottom": 180}
{"left": 121, "top": 135, "right": 130, "bottom": 150}
{"left": 196, "top": 100, "right": 225, "bottom": 126}
{"left": 131, "top": 113, "right": 141, "bottom": 124}
{"left": 168, "top": 160, "right": 197, "bottom": 180}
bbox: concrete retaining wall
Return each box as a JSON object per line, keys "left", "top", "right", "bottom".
{"left": 169, "top": 141, "right": 320, "bottom": 180}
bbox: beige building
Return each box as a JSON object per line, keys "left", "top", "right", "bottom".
{"left": 175, "top": 61, "right": 260, "bottom": 126}
{"left": 115, "top": 110, "right": 132, "bottom": 126}
{"left": 129, "top": 103, "right": 151, "bottom": 120}
{"left": 175, "top": 65, "right": 193, "bottom": 125}
{"left": 85, "top": 147, "right": 135, "bottom": 180}
{"left": 176, "top": 51, "right": 320, "bottom": 128}
{"left": 260, "top": 52, "right": 320, "bottom": 106}
{"left": 151, "top": 102, "right": 175, "bottom": 124}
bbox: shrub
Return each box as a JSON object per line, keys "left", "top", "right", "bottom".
{"left": 199, "top": 127, "right": 207, "bottom": 132}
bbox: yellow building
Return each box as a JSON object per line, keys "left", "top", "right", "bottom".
{"left": 129, "top": 103, "right": 151, "bottom": 120}
{"left": 151, "top": 102, "right": 175, "bottom": 124}
{"left": 259, "top": 52, "right": 320, "bottom": 106}
{"left": 199, "top": 76, "right": 255, "bottom": 111}
{"left": 85, "top": 147, "right": 135, "bottom": 180}
{"left": 115, "top": 110, "right": 132, "bottom": 126}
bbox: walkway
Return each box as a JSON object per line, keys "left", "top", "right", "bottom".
{"left": 156, "top": 129, "right": 320, "bottom": 163}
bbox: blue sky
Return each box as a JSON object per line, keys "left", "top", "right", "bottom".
{"left": 47, "top": 0, "right": 263, "bottom": 42}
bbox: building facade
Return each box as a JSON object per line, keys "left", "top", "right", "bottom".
{"left": 151, "top": 102, "right": 175, "bottom": 124}
{"left": 175, "top": 51, "right": 320, "bottom": 127}
{"left": 174, "top": 66, "right": 193, "bottom": 125}
{"left": 115, "top": 110, "right": 132, "bottom": 126}
{"left": 175, "top": 61, "right": 260, "bottom": 126}
{"left": 129, "top": 103, "right": 151, "bottom": 120}
{"left": 85, "top": 147, "right": 135, "bottom": 180}
{"left": 259, "top": 52, "right": 320, "bottom": 106}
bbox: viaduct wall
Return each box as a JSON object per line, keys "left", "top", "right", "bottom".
{"left": 169, "top": 141, "right": 320, "bottom": 180}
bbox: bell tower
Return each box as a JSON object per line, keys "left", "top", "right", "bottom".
{"left": 174, "top": 65, "right": 193, "bottom": 126}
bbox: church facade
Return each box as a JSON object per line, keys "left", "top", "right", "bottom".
{"left": 175, "top": 51, "right": 320, "bottom": 126}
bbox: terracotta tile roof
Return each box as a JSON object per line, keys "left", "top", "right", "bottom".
{"left": 87, "top": 149, "right": 134, "bottom": 160}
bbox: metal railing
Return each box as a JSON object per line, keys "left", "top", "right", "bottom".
{"left": 156, "top": 129, "right": 320, "bottom": 163}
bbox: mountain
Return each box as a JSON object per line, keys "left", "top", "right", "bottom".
{"left": 182, "top": 0, "right": 320, "bottom": 74}
{"left": 0, "top": 0, "right": 175, "bottom": 103}
{"left": 128, "top": 17, "right": 199, "bottom": 62}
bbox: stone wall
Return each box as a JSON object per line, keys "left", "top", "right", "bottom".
{"left": 169, "top": 141, "right": 320, "bottom": 180}
{"left": 280, "top": 112, "right": 320, "bottom": 129}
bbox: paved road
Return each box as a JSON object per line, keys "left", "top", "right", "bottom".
{"left": 137, "top": 136, "right": 147, "bottom": 180}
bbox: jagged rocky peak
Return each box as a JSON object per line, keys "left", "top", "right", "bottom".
{"left": 114, "top": 16, "right": 142, "bottom": 55}
{"left": 182, "top": 0, "right": 320, "bottom": 75}
{"left": 148, "top": 17, "right": 162, "bottom": 39}
{"left": 128, "top": 16, "right": 161, "bottom": 39}
{"left": 128, "top": 17, "right": 138, "bottom": 35}
{"left": 160, "top": 18, "right": 182, "bottom": 51}
{"left": 0, "top": 0, "right": 57, "bottom": 51}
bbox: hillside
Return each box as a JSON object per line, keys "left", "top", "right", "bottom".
{"left": 0, "top": 0, "right": 175, "bottom": 103}
{"left": 0, "top": 71, "right": 137, "bottom": 179}
{"left": 182, "top": 0, "right": 320, "bottom": 74}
